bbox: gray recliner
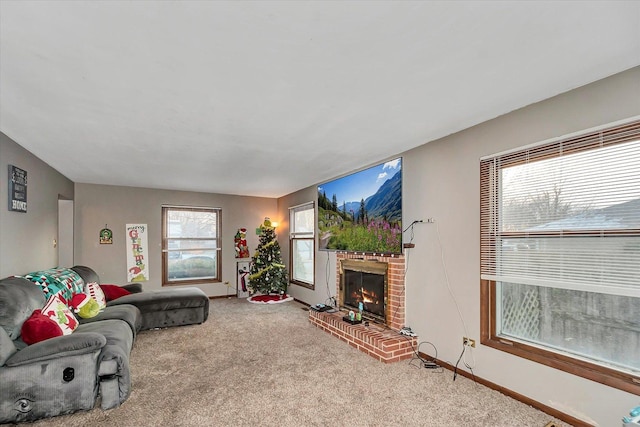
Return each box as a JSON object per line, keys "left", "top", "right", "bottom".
{"left": 0, "top": 277, "right": 137, "bottom": 423}
{"left": 0, "top": 266, "right": 209, "bottom": 423}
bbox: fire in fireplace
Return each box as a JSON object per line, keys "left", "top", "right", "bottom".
{"left": 340, "top": 259, "right": 388, "bottom": 324}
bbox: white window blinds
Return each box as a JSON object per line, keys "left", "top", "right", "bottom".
{"left": 480, "top": 120, "right": 640, "bottom": 298}
{"left": 290, "top": 202, "right": 315, "bottom": 238}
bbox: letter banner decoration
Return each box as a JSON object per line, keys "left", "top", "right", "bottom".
{"left": 126, "top": 224, "right": 149, "bottom": 282}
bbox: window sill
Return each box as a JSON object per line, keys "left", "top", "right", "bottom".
{"left": 290, "top": 280, "right": 314, "bottom": 290}
{"left": 481, "top": 335, "right": 640, "bottom": 395}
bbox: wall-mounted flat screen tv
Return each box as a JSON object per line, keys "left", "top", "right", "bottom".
{"left": 318, "top": 158, "right": 402, "bottom": 254}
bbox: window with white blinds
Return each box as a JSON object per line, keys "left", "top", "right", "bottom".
{"left": 480, "top": 119, "right": 640, "bottom": 392}
{"left": 481, "top": 120, "right": 640, "bottom": 298}
{"left": 289, "top": 202, "right": 315, "bottom": 288}
{"left": 162, "top": 206, "right": 222, "bottom": 285}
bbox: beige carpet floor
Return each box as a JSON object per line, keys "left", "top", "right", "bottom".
{"left": 27, "top": 298, "right": 569, "bottom": 426}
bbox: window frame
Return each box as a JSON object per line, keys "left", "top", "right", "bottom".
{"left": 289, "top": 202, "right": 315, "bottom": 289}
{"left": 162, "top": 205, "right": 222, "bottom": 286}
{"left": 480, "top": 119, "right": 640, "bottom": 395}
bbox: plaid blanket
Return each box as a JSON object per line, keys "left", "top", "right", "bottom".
{"left": 23, "top": 268, "right": 85, "bottom": 302}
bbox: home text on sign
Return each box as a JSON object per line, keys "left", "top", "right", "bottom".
{"left": 8, "top": 165, "right": 27, "bottom": 213}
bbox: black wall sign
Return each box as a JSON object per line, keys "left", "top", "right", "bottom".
{"left": 8, "top": 165, "right": 27, "bottom": 213}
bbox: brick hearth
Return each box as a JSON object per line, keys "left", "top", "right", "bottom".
{"left": 309, "top": 310, "right": 417, "bottom": 363}
{"left": 308, "top": 252, "right": 416, "bottom": 363}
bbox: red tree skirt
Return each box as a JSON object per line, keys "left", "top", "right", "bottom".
{"left": 247, "top": 294, "right": 293, "bottom": 304}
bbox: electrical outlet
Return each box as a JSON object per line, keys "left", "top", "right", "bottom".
{"left": 426, "top": 218, "right": 435, "bottom": 223}
{"left": 463, "top": 337, "right": 476, "bottom": 348}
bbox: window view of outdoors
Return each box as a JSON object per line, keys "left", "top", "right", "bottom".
{"left": 165, "top": 208, "right": 220, "bottom": 282}
{"left": 290, "top": 203, "right": 315, "bottom": 287}
{"left": 292, "top": 239, "right": 314, "bottom": 284}
{"left": 497, "top": 139, "right": 640, "bottom": 372}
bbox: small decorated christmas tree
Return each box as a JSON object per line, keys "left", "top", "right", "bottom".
{"left": 248, "top": 218, "right": 288, "bottom": 296}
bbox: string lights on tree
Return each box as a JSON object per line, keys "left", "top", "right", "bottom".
{"left": 248, "top": 217, "right": 288, "bottom": 296}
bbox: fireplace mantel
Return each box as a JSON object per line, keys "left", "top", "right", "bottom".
{"left": 339, "top": 259, "right": 388, "bottom": 276}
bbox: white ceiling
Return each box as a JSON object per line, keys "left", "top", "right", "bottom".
{"left": 1, "top": 1, "right": 639, "bottom": 198}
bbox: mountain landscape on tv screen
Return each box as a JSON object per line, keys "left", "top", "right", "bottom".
{"left": 318, "top": 165, "right": 402, "bottom": 254}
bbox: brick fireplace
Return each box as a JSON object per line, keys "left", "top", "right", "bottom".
{"left": 308, "top": 252, "right": 416, "bottom": 363}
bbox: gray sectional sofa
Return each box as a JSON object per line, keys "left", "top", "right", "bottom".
{"left": 0, "top": 266, "right": 209, "bottom": 423}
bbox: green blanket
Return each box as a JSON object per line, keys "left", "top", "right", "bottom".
{"left": 23, "top": 268, "right": 85, "bottom": 302}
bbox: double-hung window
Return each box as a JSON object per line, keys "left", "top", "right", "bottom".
{"left": 162, "top": 206, "right": 221, "bottom": 286}
{"left": 290, "top": 202, "right": 315, "bottom": 288}
{"left": 480, "top": 119, "right": 640, "bottom": 394}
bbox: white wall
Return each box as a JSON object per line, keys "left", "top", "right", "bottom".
{"left": 279, "top": 66, "right": 640, "bottom": 426}
{"left": 57, "top": 198, "right": 74, "bottom": 267}
{"left": 402, "top": 66, "right": 639, "bottom": 426}
{"left": 74, "top": 183, "right": 277, "bottom": 297}
{"left": 0, "top": 132, "right": 74, "bottom": 277}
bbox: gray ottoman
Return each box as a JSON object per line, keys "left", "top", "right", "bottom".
{"left": 105, "top": 288, "right": 209, "bottom": 330}
{"left": 71, "top": 266, "right": 209, "bottom": 331}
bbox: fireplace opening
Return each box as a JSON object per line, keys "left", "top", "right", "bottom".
{"left": 340, "top": 259, "right": 388, "bottom": 324}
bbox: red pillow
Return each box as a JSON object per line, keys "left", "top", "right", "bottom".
{"left": 99, "top": 284, "right": 131, "bottom": 301}
{"left": 21, "top": 309, "right": 63, "bottom": 345}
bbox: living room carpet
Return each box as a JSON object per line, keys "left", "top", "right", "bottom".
{"left": 25, "top": 298, "right": 569, "bottom": 427}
